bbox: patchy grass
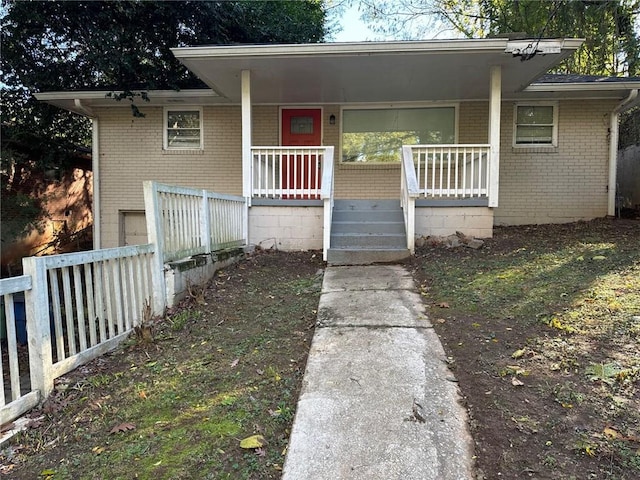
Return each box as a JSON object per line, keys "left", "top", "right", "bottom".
{"left": 411, "top": 219, "right": 640, "bottom": 479}
{"left": 3, "top": 220, "right": 638, "bottom": 479}
{"left": 1, "top": 250, "right": 324, "bottom": 479}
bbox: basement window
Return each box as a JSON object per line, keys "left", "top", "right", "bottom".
{"left": 164, "top": 107, "right": 203, "bottom": 150}
{"left": 513, "top": 103, "right": 558, "bottom": 147}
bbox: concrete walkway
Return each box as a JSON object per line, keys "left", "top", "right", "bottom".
{"left": 282, "top": 265, "right": 475, "bottom": 480}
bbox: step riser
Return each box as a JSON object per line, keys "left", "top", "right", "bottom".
{"left": 327, "top": 249, "right": 411, "bottom": 265}
{"left": 332, "top": 211, "right": 404, "bottom": 223}
{"left": 331, "top": 222, "right": 405, "bottom": 235}
{"left": 331, "top": 234, "right": 406, "bottom": 248}
{"left": 333, "top": 200, "right": 401, "bottom": 211}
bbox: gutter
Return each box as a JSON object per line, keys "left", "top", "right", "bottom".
{"left": 608, "top": 89, "right": 639, "bottom": 216}
{"left": 73, "top": 98, "right": 94, "bottom": 117}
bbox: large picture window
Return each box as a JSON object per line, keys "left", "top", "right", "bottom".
{"left": 514, "top": 103, "right": 557, "bottom": 147}
{"left": 341, "top": 107, "right": 456, "bottom": 163}
{"left": 164, "top": 108, "right": 203, "bottom": 150}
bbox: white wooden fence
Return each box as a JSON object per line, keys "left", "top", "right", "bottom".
{"left": 0, "top": 275, "right": 39, "bottom": 425}
{"left": 252, "top": 147, "right": 331, "bottom": 199}
{"left": 1, "top": 182, "right": 249, "bottom": 427}
{"left": 410, "top": 145, "right": 490, "bottom": 198}
{"left": 1, "top": 244, "right": 157, "bottom": 425}
{"left": 144, "top": 181, "right": 247, "bottom": 264}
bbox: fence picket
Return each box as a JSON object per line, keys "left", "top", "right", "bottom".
{"left": 85, "top": 263, "right": 97, "bottom": 347}
{"left": 49, "top": 270, "right": 66, "bottom": 360}
{"left": 73, "top": 265, "right": 87, "bottom": 352}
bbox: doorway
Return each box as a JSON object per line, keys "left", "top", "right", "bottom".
{"left": 281, "top": 108, "right": 322, "bottom": 199}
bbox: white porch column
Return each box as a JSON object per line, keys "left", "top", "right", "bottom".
{"left": 488, "top": 65, "right": 502, "bottom": 208}
{"left": 241, "top": 70, "right": 252, "bottom": 201}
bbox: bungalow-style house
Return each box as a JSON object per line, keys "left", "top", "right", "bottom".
{"left": 36, "top": 38, "right": 640, "bottom": 263}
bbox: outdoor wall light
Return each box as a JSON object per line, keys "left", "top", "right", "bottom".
{"left": 329, "top": 114, "right": 336, "bottom": 125}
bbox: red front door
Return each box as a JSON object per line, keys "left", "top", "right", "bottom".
{"left": 281, "top": 108, "right": 322, "bottom": 199}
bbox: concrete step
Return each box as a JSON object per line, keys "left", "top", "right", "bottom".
{"left": 331, "top": 220, "right": 406, "bottom": 235}
{"left": 332, "top": 210, "right": 404, "bottom": 223}
{"left": 329, "top": 199, "right": 408, "bottom": 264}
{"left": 327, "top": 248, "right": 411, "bottom": 265}
{"left": 333, "top": 199, "right": 401, "bottom": 211}
{"left": 331, "top": 232, "right": 406, "bottom": 248}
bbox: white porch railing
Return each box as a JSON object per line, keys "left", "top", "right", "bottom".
{"left": 409, "top": 145, "right": 490, "bottom": 198}
{"left": 144, "top": 182, "right": 248, "bottom": 264}
{"left": 401, "top": 147, "right": 420, "bottom": 253}
{"left": 1, "top": 244, "right": 158, "bottom": 425}
{"left": 319, "top": 147, "right": 336, "bottom": 261}
{"left": 251, "top": 147, "right": 332, "bottom": 199}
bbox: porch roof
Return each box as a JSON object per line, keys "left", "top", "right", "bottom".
{"left": 170, "top": 38, "right": 584, "bottom": 104}
{"left": 36, "top": 38, "right": 640, "bottom": 114}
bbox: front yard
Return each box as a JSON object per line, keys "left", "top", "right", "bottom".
{"left": 1, "top": 218, "right": 638, "bottom": 479}
{"left": 411, "top": 218, "right": 640, "bottom": 479}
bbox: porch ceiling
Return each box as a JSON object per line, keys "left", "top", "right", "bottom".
{"left": 172, "top": 39, "right": 583, "bottom": 104}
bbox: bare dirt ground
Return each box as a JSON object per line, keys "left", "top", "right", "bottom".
{"left": 410, "top": 218, "right": 640, "bottom": 480}
{"left": 1, "top": 219, "right": 639, "bottom": 479}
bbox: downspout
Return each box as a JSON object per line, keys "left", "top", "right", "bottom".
{"left": 608, "top": 89, "right": 638, "bottom": 216}
{"left": 74, "top": 99, "right": 101, "bottom": 248}
{"left": 92, "top": 118, "right": 101, "bottom": 249}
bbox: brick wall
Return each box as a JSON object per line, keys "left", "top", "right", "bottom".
{"left": 249, "top": 206, "right": 323, "bottom": 250}
{"left": 97, "top": 105, "right": 275, "bottom": 247}
{"left": 495, "top": 99, "right": 615, "bottom": 225}
{"left": 96, "top": 99, "right": 616, "bottom": 247}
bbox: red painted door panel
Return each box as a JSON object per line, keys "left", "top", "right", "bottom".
{"left": 281, "top": 109, "right": 322, "bottom": 199}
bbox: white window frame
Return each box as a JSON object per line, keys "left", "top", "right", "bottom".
{"left": 513, "top": 102, "right": 558, "bottom": 147}
{"left": 339, "top": 103, "right": 459, "bottom": 164}
{"left": 163, "top": 107, "right": 203, "bottom": 150}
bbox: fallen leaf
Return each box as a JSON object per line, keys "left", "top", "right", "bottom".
{"left": 240, "top": 434, "right": 267, "bottom": 449}
{"left": 230, "top": 358, "right": 239, "bottom": 368}
{"left": 40, "top": 469, "right": 56, "bottom": 476}
{"left": 92, "top": 446, "right": 106, "bottom": 455}
{"left": 511, "top": 348, "right": 526, "bottom": 359}
{"left": 592, "top": 255, "right": 606, "bottom": 261}
{"left": 437, "top": 302, "right": 450, "bottom": 308}
{"left": 604, "top": 426, "right": 620, "bottom": 439}
{"left": 110, "top": 422, "right": 136, "bottom": 434}
{"left": 511, "top": 377, "right": 525, "bottom": 387}
{"left": 436, "top": 318, "right": 446, "bottom": 324}
{"left": 138, "top": 391, "right": 148, "bottom": 400}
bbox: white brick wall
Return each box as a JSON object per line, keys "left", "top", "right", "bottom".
{"left": 416, "top": 207, "right": 494, "bottom": 238}
{"left": 248, "top": 206, "right": 323, "bottom": 251}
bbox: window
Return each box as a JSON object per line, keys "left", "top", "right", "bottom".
{"left": 514, "top": 103, "right": 557, "bottom": 147}
{"left": 341, "top": 107, "right": 456, "bottom": 163}
{"left": 290, "top": 116, "right": 314, "bottom": 134}
{"left": 164, "top": 108, "right": 202, "bottom": 150}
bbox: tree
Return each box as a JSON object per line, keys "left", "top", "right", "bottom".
{"left": 355, "top": 0, "right": 640, "bottom": 76}
{"left": 1, "top": 0, "right": 328, "bottom": 249}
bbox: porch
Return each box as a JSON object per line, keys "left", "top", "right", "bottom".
{"left": 249, "top": 143, "right": 494, "bottom": 263}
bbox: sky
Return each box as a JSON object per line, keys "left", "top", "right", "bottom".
{"left": 331, "top": 5, "right": 379, "bottom": 42}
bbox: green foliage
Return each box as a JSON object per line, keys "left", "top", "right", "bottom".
{"left": 355, "top": 0, "right": 640, "bottom": 76}
{"left": 620, "top": 107, "right": 640, "bottom": 148}
{"left": 1, "top": 0, "right": 327, "bottom": 252}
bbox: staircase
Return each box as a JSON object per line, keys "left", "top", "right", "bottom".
{"left": 327, "top": 200, "right": 411, "bottom": 265}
